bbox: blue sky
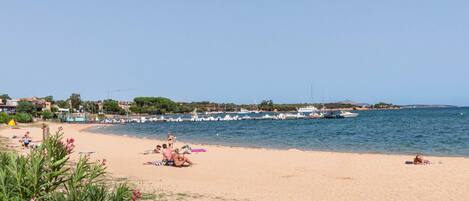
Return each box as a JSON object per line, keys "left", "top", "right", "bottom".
{"left": 1, "top": 1, "right": 468, "bottom": 105}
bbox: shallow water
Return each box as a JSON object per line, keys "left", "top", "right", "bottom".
{"left": 88, "top": 108, "right": 469, "bottom": 156}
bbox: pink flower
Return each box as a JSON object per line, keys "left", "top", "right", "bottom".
{"left": 63, "top": 138, "right": 75, "bottom": 154}
{"left": 66, "top": 138, "right": 75, "bottom": 144}
{"left": 101, "top": 159, "right": 107, "bottom": 166}
{"left": 132, "top": 189, "right": 142, "bottom": 201}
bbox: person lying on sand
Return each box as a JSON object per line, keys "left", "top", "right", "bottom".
{"left": 172, "top": 148, "right": 193, "bottom": 167}
{"left": 154, "top": 145, "right": 162, "bottom": 154}
{"left": 142, "top": 144, "right": 162, "bottom": 155}
{"left": 414, "top": 154, "right": 431, "bottom": 165}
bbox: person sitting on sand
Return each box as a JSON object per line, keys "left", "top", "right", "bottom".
{"left": 171, "top": 148, "right": 193, "bottom": 167}
{"left": 20, "top": 131, "right": 31, "bottom": 148}
{"left": 414, "top": 154, "right": 431, "bottom": 165}
{"left": 167, "top": 133, "right": 176, "bottom": 148}
{"left": 162, "top": 144, "right": 174, "bottom": 165}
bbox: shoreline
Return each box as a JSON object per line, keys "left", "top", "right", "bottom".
{"left": 2, "top": 122, "right": 469, "bottom": 201}
{"left": 84, "top": 123, "right": 469, "bottom": 159}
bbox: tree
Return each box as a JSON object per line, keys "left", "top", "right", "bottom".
{"left": 55, "top": 100, "right": 70, "bottom": 109}
{"left": 103, "top": 99, "right": 126, "bottom": 115}
{"left": 16, "top": 101, "right": 35, "bottom": 114}
{"left": 83, "top": 101, "right": 99, "bottom": 114}
{"left": 69, "top": 93, "right": 82, "bottom": 110}
{"left": 51, "top": 105, "right": 59, "bottom": 113}
{"left": 259, "top": 100, "right": 274, "bottom": 111}
{"left": 0, "top": 94, "right": 11, "bottom": 100}
{"left": 374, "top": 102, "right": 394, "bottom": 108}
{"left": 130, "top": 97, "right": 180, "bottom": 114}
{"left": 43, "top": 95, "right": 54, "bottom": 103}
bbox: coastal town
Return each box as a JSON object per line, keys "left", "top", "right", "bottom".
{"left": 0, "top": 93, "right": 400, "bottom": 124}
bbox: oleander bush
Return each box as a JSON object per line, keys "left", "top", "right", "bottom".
{"left": 0, "top": 128, "right": 141, "bottom": 201}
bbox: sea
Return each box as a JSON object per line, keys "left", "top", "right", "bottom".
{"left": 88, "top": 107, "right": 469, "bottom": 156}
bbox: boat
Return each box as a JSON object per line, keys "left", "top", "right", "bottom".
{"left": 284, "top": 113, "right": 306, "bottom": 119}
{"left": 297, "top": 105, "right": 319, "bottom": 113}
{"left": 309, "top": 112, "right": 323, "bottom": 118}
{"left": 340, "top": 111, "right": 359, "bottom": 118}
{"left": 323, "top": 111, "right": 344, "bottom": 119}
{"left": 238, "top": 108, "right": 261, "bottom": 114}
{"left": 323, "top": 111, "right": 359, "bottom": 118}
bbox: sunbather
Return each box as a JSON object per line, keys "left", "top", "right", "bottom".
{"left": 172, "top": 148, "right": 193, "bottom": 167}
{"left": 154, "top": 145, "right": 162, "bottom": 153}
{"left": 413, "top": 154, "right": 431, "bottom": 165}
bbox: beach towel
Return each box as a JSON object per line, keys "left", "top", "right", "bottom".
{"left": 154, "top": 160, "right": 164, "bottom": 166}
{"left": 191, "top": 148, "right": 207, "bottom": 153}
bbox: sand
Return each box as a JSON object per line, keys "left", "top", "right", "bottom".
{"left": 1, "top": 123, "right": 469, "bottom": 201}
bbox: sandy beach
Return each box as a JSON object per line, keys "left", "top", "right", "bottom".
{"left": 2, "top": 123, "right": 469, "bottom": 201}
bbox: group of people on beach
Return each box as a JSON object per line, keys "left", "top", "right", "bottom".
{"left": 144, "top": 133, "right": 194, "bottom": 167}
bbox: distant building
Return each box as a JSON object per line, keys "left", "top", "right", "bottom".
{"left": 19, "top": 97, "right": 52, "bottom": 111}
{"left": 0, "top": 99, "right": 18, "bottom": 114}
{"left": 118, "top": 101, "right": 132, "bottom": 112}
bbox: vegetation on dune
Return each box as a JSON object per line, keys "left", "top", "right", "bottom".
{"left": 0, "top": 128, "right": 142, "bottom": 201}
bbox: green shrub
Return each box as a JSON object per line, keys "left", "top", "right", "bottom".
{"left": 0, "top": 128, "right": 140, "bottom": 201}
{"left": 14, "top": 112, "right": 33, "bottom": 123}
{"left": 0, "top": 112, "right": 11, "bottom": 124}
{"left": 41, "top": 110, "right": 53, "bottom": 120}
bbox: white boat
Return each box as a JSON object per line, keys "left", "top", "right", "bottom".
{"left": 340, "top": 111, "right": 359, "bottom": 118}
{"left": 285, "top": 113, "right": 306, "bottom": 119}
{"left": 238, "top": 108, "right": 260, "bottom": 114}
{"left": 297, "top": 105, "right": 319, "bottom": 113}
{"left": 238, "top": 108, "right": 250, "bottom": 114}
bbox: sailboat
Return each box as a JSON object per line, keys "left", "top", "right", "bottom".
{"left": 298, "top": 84, "right": 319, "bottom": 114}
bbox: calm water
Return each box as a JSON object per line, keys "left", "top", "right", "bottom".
{"left": 88, "top": 108, "right": 469, "bottom": 156}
